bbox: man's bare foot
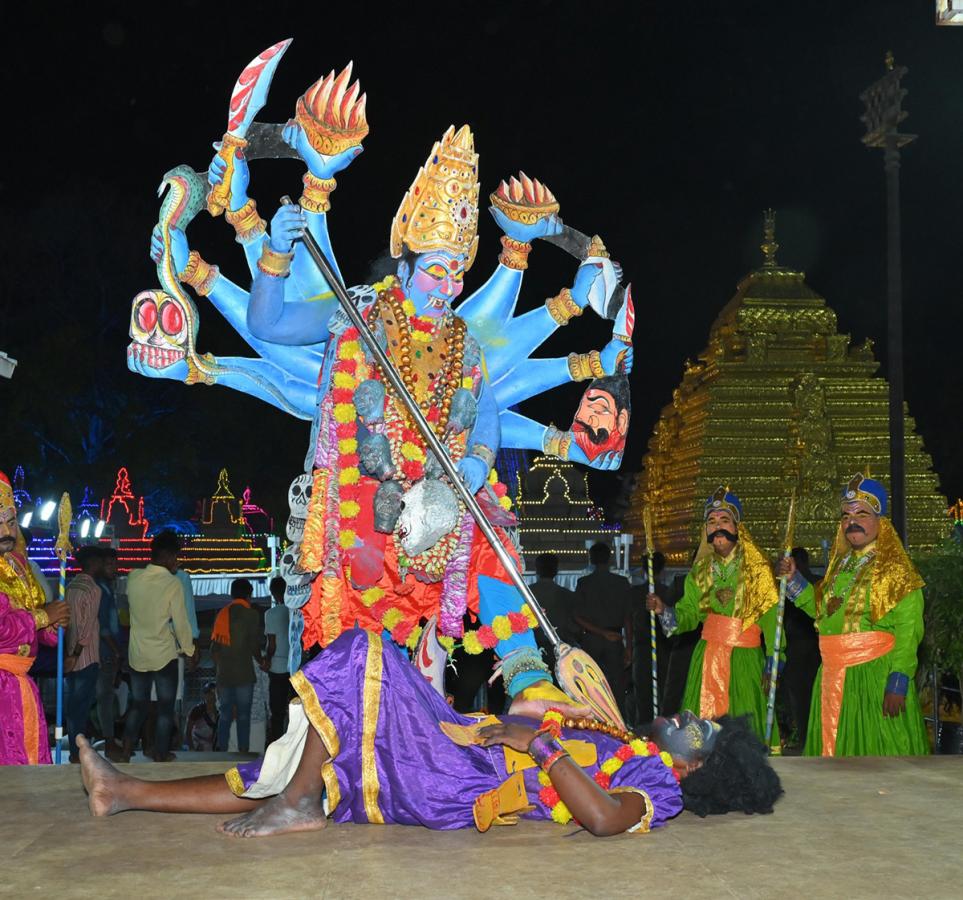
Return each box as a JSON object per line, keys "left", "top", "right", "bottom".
{"left": 217, "top": 792, "right": 327, "bottom": 838}
{"left": 78, "top": 735, "right": 133, "bottom": 817}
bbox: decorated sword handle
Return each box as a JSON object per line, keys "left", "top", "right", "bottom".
{"left": 207, "top": 132, "right": 248, "bottom": 217}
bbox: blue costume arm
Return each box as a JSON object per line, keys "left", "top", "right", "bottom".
{"left": 456, "top": 264, "right": 525, "bottom": 335}
{"left": 492, "top": 357, "right": 569, "bottom": 409}
{"left": 289, "top": 210, "right": 340, "bottom": 300}
{"left": 247, "top": 268, "right": 335, "bottom": 345}
{"left": 456, "top": 374, "right": 501, "bottom": 493}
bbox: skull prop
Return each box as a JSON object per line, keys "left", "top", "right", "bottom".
{"left": 358, "top": 434, "right": 395, "bottom": 481}
{"left": 374, "top": 480, "right": 404, "bottom": 533}
{"left": 354, "top": 380, "right": 386, "bottom": 425}
{"left": 445, "top": 388, "right": 477, "bottom": 435}
{"left": 127, "top": 289, "right": 197, "bottom": 371}
{"left": 397, "top": 479, "right": 460, "bottom": 556}
{"left": 286, "top": 473, "right": 313, "bottom": 543}
{"left": 280, "top": 543, "right": 314, "bottom": 608}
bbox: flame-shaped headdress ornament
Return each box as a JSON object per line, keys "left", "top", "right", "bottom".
{"left": 295, "top": 62, "right": 369, "bottom": 156}
{"left": 390, "top": 125, "right": 480, "bottom": 270}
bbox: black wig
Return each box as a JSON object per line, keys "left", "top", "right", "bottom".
{"left": 679, "top": 715, "right": 784, "bottom": 817}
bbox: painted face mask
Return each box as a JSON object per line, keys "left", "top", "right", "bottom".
{"left": 650, "top": 710, "right": 721, "bottom": 763}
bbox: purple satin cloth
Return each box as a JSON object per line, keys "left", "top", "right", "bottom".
{"left": 0, "top": 592, "right": 51, "bottom": 765}
{"left": 236, "top": 628, "right": 682, "bottom": 830}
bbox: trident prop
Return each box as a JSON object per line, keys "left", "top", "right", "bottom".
{"left": 286, "top": 197, "right": 627, "bottom": 729}
{"left": 764, "top": 490, "right": 796, "bottom": 749}
{"left": 53, "top": 492, "right": 72, "bottom": 764}
{"left": 642, "top": 505, "right": 659, "bottom": 718}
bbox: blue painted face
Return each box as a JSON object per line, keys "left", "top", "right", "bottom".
{"left": 650, "top": 710, "right": 721, "bottom": 764}
{"left": 399, "top": 250, "right": 466, "bottom": 317}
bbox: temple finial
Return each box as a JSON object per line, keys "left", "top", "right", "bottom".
{"left": 761, "top": 209, "right": 779, "bottom": 268}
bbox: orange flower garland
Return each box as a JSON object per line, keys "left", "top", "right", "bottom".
{"left": 534, "top": 710, "right": 679, "bottom": 825}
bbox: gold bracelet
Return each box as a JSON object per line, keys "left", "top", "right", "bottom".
{"left": 567, "top": 352, "right": 595, "bottom": 382}
{"left": 588, "top": 349, "right": 606, "bottom": 379}
{"left": 257, "top": 244, "right": 295, "bottom": 278}
{"left": 545, "top": 288, "right": 583, "bottom": 326}
{"left": 542, "top": 425, "right": 572, "bottom": 460}
{"left": 225, "top": 198, "right": 266, "bottom": 244}
{"left": 31, "top": 608, "right": 50, "bottom": 629}
{"left": 498, "top": 236, "right": 532, "bottom": 270}
{"left": 300, "top": 173, "right": 337, "bottom": 214}
{"left": 179, "top": 251, "right": 219, "bottom": 296}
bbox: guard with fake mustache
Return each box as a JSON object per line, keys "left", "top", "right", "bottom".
{"left": 776, "top": 473, "right": 929, "bottom": 757}
{"left": 647, "top": 486, "right": 782, "bottom": 749}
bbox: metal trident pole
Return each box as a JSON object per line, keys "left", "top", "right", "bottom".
{"left": 281, "top": 197, "right": 560, "bottom": 650}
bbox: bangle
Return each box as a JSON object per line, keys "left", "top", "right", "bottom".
{"left": 179, "top": 251, "right": 219, "bottom": 296}
{"left": 300, "top": 173, "right": 337, "bottom": 214}
{"left": 499, "top": 236, "right": 532, "bottom": 270}
{"left": 469, "top": 443, "right": 496, "bottom": 472}
{"left": 225, "top": 198, "right": 266, "bottom": 244}
{"left": 587, "top": 349, "right": 606, "bottom": 379}
{"left": 545, "top": 288, "right": 583, "bottom": 326}
{"left": 527, "top": 731, "right": 569, "bottom": 773}
{"left": 542, "top": 424, "right": 572, "bottom": 461}
{"left": 257, "top": 244, "right": 295, "bottom": 278}
{"left": 566, "top": 352, "right": 595, "bottom": 382}
{"left": 31, "top": 608, "right": 50, "bottom": 629}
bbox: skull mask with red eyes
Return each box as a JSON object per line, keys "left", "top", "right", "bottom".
{"left": 128, "top": 289, "right": 198, "bottom": 371}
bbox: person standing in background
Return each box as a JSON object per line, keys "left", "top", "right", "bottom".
{"left": 211, "top": 578, "right": 262, "bottom": 753}
{"left": 123, "top": 532, "right": 197, "bottom": 762}
{"left": 95, "top": 547, "right": 124, "bottom": 760}
{"left": 64, "top": 546, "right": 104, "bottom": 762}
{"left": 262, "top": 576, "right": 293, "bottom": 744}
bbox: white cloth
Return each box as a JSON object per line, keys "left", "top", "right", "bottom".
{"left": 264, "top": 604, "right": 291, "bottom": 675}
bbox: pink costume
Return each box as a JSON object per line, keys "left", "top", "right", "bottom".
{"left": 0, "top": 590, "right": 52, "bottom": 765}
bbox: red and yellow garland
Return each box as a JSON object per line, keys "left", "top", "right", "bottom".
{"left": 535, "top": 709, "right": 679, "bottom": 825}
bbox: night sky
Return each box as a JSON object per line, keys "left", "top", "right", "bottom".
{"left": 3, "top": 1, "right": 962, "bottom": 524}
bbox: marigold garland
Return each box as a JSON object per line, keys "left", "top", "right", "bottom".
{"left": 535, "top": 713, "right": 680, "bottom": 825}
{"left": 459, "top": 604, "right": 537, "bottom": 654}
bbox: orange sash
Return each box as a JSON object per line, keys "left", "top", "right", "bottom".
{"left": 699, "top": 613, "right": 761, "bottom": 719}
{"left": 818, "top": 631, "right": 895, "bottom": 757}
{"left": 0, "top": 653, "right": 40, "bottom": 765}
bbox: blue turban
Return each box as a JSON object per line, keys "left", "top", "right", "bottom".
{"left": 704, "top": 485, "right": 743, "bottom": 523}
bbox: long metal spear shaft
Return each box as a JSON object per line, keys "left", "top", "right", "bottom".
{"left": 765, "top": 491, "right": 796, "bottom": 749}
{"left": 282, "top": 196, "right": 561, "bottom": 651}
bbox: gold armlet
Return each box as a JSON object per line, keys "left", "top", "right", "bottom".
{"left": 545, "top": 288, "right": 583, "bottom": 326}
{"left": 542, "top": 425, "right": 573, "bottom": 460}
{"left": 588, "top": 350, "right": 606, "bottom": 379}
{"left": 499, "top": 236, "right": 532, "bottom": 271}
{"left": 257, "top": 244, "right": 295, "bottom": 278}
{"left": 225, "top": 198, "right": 267, "bottom": 244}
{"left": 566, "top": 352, "right": 592, "bottom": 382}
{"left": 300, "top": 173, "right": 337, "bottom": 214}
{"left": 31, "top": 608, "right": 50, "bottom": 629}
{"left": 179, "top": 251, "right": 220, "bottom": 296}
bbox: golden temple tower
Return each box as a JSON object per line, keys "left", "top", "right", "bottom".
{"left": 626, "top": 211, "right": 947, "bottom": 565}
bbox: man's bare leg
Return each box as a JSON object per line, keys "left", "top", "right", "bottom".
{"left": 79, "top": 735, "right": 260, "bottom": 816}
{"left": 217, "top": 724, "right": 329, "bottom": 837}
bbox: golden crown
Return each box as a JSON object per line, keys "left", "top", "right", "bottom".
{"left": 295, "top": 63, "right": 369, "bottom": 157}
{"left": 390, "top": 125, "right": 480, "bottom": 270}
{"left": 0, "top": 473, "right": 13, "bottom": 511}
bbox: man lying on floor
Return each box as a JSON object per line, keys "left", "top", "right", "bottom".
{"left": 79, "top": 627, "right": 782, "bottom": 837}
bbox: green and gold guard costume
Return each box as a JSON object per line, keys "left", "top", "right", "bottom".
{"left": 658, "top": 488, "right": 782, "bottom": 748}
{"left": 786, "top": 475, "right": 928, "bottom": 757}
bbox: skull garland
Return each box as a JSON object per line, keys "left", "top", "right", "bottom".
{"left": 286, "top": 473, "right": 313, "bottom": 543}
{"left": 280, "top": 543, "right": 314, "bottom": 609}
{"left": 396, "top": 478, "right": 461, "bottom": 556}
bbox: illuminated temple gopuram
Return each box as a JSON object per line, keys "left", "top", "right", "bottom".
{"left": 625, "top": 212, "right": 947, "bottom": 565}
